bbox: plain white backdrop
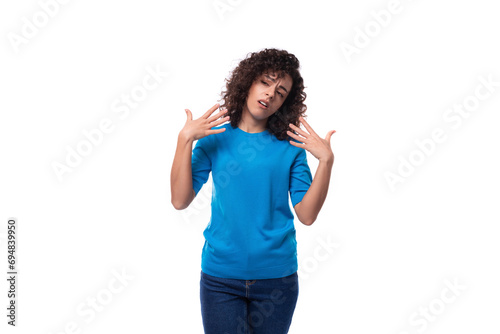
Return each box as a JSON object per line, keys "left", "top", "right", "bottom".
{"left": 1, "top": 0, "right": 499, "bottom": 333}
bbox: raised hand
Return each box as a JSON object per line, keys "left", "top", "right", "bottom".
{"left": 180, "top": 103, "right": 230, "bottom": 142}
{"left": 287, "top": 116, "right": 335, "bottom": 164}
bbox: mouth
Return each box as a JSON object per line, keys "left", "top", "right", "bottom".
{"left": 258, "top": 100, "right": 269, "bottom": 109}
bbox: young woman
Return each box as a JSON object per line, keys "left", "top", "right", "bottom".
{"left": 171, "top": 48, "right": 335, "bottom": 334}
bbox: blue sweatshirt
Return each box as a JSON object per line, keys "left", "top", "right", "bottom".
{"left": 191, "top": 123, "right": 313, "bottom": 279}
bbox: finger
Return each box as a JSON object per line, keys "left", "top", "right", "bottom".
{"left": 299, "top": 116, "right": 319, "bottom": 137}
{"left": 288, "top": 139, "right": 300, "bottom": 147}
{"left": 208, "top": 108, "right": 228, "bottom": 123}
{"left": 213, "top": 115, "right": 230, "bottom": 126}
{"left": 185, "top": 109, "right": 192, "bottom": 121}
{"left": 207, "top": 128, "right": 226, "bottom": 135}
{"left": 289, "top": 122, "right": 309, "bottom": 138}
{"left": 325, "top": 130, "right": 336, "bottom": 144}
{"left": 286, "top": 130, "right": 304, "bottom": 143}
{"left": 208, "top": 116, "right": 229, "bottom": 128}
{"left": 202, "top": 103, "right": 220, "bottom": 118}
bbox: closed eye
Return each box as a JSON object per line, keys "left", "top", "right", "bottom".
{"left": 261, "top": 79, "right": 284, "bottom": 98}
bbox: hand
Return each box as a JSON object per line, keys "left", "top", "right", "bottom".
{"left": 287, "top": 116, "right": 335, "bottom": 163}
{"left": 180, "top": 103, "right": 230, "bottom": 142}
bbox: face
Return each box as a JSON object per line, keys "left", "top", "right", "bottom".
{"left": 243, "top": 71, "right": 293, "bottom": 120}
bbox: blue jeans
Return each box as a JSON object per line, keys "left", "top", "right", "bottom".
{"left": 200, "top": 270, "right": 299, "bottom": 334}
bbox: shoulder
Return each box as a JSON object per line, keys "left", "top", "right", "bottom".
{"left": 282, "top": 135, "right": 307, "bottom": 158}
{"left": 211, "top": 123, "right": 233, "bottom": 141}
{"left": 195, "top": 123, "right": 232, "bottom": 147}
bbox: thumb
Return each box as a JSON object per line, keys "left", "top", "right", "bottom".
{"left": 185, "top": 109, "right": 192, "bottom": 121}
{"left": 326, "top": 130, "right": 336, "bottom": 144}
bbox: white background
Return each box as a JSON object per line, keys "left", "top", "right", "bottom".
{"left": 1, "top": 0, "right": 499, "bottom": 333}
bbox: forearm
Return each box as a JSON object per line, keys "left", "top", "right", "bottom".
{"left": 295, "top": 158, "right": 333, "bottom": 225}
{"left": 170, "top": 133, "right": 195, "bottom": 210}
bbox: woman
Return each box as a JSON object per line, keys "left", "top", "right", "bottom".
{"left": 171, "top": 48, "right": 335, "bottom": 333}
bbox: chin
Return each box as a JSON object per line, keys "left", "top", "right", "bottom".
{"left": 248, "top": 108, "right": 268, "bottom": 120}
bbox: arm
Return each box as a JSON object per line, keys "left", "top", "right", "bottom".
{"left": 170, "top": 133, "right": 196, "bottom": 210}
{"left": 287, "top": 116, "right": 336, "bottom": 226}
{"left": 170, "top": 103, "right": 228, "bottom": 211}
{"left": 294, "top": 157, "right": 333, "bottom": 226}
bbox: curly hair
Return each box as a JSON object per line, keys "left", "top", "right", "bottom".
{"left": 219, "top": 48, "right": 307, "bottom": 141}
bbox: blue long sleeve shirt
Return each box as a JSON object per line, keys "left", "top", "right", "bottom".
{"left": 191, "top": 123, "right": 313, "bottom": 279}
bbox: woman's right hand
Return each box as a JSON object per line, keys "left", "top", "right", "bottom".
{"left": 179, "top": 103, "right": 230, "bottom": 142}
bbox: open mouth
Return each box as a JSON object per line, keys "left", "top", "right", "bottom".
{"left": 258, "top": 100, "right": 269, "bottom": 109}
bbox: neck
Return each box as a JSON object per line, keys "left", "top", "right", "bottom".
{"left": 239, "top": 107, "right": 267, "bottom": 133}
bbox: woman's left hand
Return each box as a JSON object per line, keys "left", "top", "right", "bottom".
{"left": 287, "top": 116, "right": 335, "bottom": 163}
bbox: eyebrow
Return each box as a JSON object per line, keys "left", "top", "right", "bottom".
{"left": 264, "top": 74, "right": 288, "bottom": 94}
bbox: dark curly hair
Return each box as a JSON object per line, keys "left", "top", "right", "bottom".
{"left": 219, "top": 48, "right": 307, "bottom": 141}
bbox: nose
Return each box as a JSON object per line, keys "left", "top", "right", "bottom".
{"left": 265, "top": 87, "right": 275, "bottom": 99}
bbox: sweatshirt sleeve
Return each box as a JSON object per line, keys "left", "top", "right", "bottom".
{"left": 289, "top": 148, "right": 313, "bottom": 207}
{"left": 191, "top": 137, "right": 212, "bottom": 197}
